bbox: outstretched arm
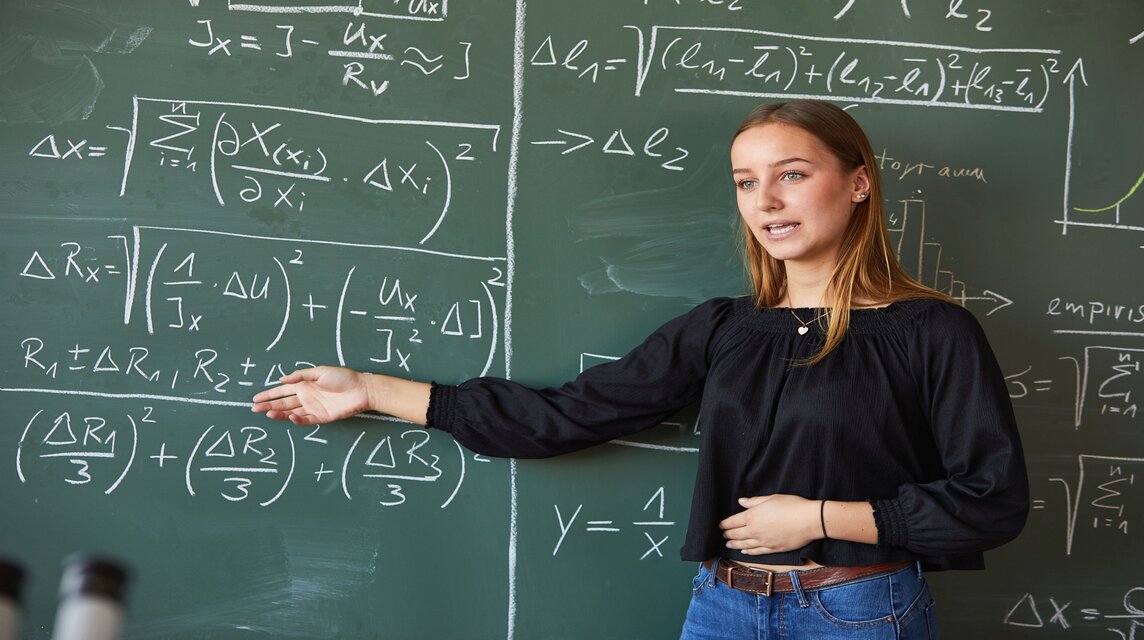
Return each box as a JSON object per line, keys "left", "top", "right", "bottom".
{"left": 251, "top": 365, "right": 431, "bottom": 426}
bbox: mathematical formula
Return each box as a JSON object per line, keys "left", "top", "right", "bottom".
{"left": 13, "top": 225, "right": 507, "bottom": 399}
{"left": 14, "top": 399, "right": 487, "bottom": 510}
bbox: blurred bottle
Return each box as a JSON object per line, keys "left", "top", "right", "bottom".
{"left": 0, "top": 559, "right": 24, "bottom": 640}
{"left": 50, "top": 557, "right": 130, "bottom": 640}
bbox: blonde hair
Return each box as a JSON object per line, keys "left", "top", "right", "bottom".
{"left": 734, "top": 100, "right": 951, "bottom": 365}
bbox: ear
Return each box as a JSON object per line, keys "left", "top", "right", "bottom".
{"left": 851, "top": 165, "right": 870, "bottom": 203}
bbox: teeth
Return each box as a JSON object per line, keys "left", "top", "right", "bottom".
{"left": 766, "top": 223, "right": 798, "bottom": 236}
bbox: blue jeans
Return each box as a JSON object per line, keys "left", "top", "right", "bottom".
{"left": 680, "top": 561, "right": 939, "bottom": 640}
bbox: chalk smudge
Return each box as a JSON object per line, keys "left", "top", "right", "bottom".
{"left": 0, "top": 2, "right": 152, "bottom": 123}
{"left": 571, "top": 151, "right": 747, "bottom": 302}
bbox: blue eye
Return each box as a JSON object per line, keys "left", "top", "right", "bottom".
{"left": 736, "top": 179, "right": 757, "bottom": 191}
{"left": 780, "top": 171, "right": 805, "bottom": 182}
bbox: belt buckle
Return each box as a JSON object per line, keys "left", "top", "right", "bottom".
{"left": 722, "top": 561, "right": 774, "bottom": 597}
{"left": 758, "top": 569, "right": 774, "bottom": 597}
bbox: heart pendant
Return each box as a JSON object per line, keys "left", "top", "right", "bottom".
{"left": 797, "top": 326, "right": 809, "bottom": 335}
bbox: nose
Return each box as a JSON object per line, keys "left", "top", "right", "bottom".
{"left": 754, "top": 184, "right": 780, "bottom": 212}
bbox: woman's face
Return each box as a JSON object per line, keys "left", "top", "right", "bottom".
{"left": 731, "top": 123, "right": 869, "bottom": 272}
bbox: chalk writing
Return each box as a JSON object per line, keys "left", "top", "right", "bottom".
{"left": 15, "top": 407, "right": 141, "bottom": 495}
{"left": 187, "top": 18, "right": 470, "bottom": 95}
{"left": 1, "top": 3, "right": 1140, "bottom": 638}
{"left": 887, "top": 199, "right": 1012, "bottom": 314}
{"left": 224, "top": 0, "right": 449, "bottom": 21}
{"left": 1072, "top": 348, "right": 1143, "bottom": 428}
{"left": 552, "top": 487, "right": 678, "bottom": 560}
{"left": 113, "top": 99, "right": 501, "bottom": 246}
{"left": 874, "top": 148, "right": 988, "bottom": 183}
{"left": 11, "top": 225, "right": 507, "bottom": 401}
{"left": 186, "top": 423, "right": 296, "bottom": 505}
{"left": 628, "top": 25, "right": 1063, "bottom": 112}
{"left": 1005, "top": 365, "right": 1054, "bottom": 400}
{"left": 530, "top": 125, "right": 690, "bottom": 172}
{"left": 1047, "top": 298, "right": 1144, "bottom": 327}
{"left": 1050, "top": 455, "right": 1142, "bottom": 555}
{"left": 1060, "top": 169, "right": 1144, "bottom": 236}
{"left": 10, "top": 398, "right": 488, "bottom": 512}
{"left": 1005, "top": 587, "right": 1144, "bottom": 637}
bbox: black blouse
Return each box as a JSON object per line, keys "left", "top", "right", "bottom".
{"left": 427, "top": 297, "right": 1029, "bottom": 570}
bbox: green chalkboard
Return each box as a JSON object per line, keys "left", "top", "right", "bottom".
{"left": 2, "top": 1, "right": 1142, "bottom": 638}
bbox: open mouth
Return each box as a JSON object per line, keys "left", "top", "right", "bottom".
{"left": 765, "top": 222, "right": 799, "bottom": 237}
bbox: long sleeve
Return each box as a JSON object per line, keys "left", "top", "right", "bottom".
{"left": 872, "top": 302, "right": 1029, "bottom": 558}
{"left": 426, "top": 298, "right": 734, "bottom": 458}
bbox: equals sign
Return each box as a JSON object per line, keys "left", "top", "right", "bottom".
{"left": 241, "top": 35, "right": 261, "bottom": 51}
{"left": 603, "top": 58, "right": 626, "bottom": 71}
{"left": 1034, "top": 379, "right": 1052, "bottom": 391}
{"left": 87, "top": 146, "right": 108, "bottom": 158}
{"left": 1032, "top": 499, "right": 1046, "bottom": 510}
{"left": 104, "top": 265, "right": 120, "bottom": 275}
{"left": 586, "top": 520, "right": 620, "bottom": 532}
{"left": 1080, "top": 608, "right": 1101, "bottom": 621}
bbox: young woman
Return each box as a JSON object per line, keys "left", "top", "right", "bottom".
{"left": 252, "top": 100, "right": 1029, "bottom": 639}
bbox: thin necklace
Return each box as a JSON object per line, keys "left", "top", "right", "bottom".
{"left": 787, "top": 305, "right": 828, "bottom": 336}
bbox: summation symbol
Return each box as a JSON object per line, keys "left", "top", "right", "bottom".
{"left": 1073, "top": 347, "right": 1143, "bottom": 427}
{"left": 1050, "top": 455, "right": 1143, "bottom": 556}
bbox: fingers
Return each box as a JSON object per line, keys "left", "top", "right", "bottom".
{"left": 723, "top": 536, "right": 771, "bottom": 555}
{"left": 719, "top": 513, "right": 745, "bottom": 531}
{"left": 251, "top": 380, "right": 302, "bottom": 403}
{"left": 264, "top": 407, "right": 320, "bottom": 426}
{"left": 720, "top": 495, "right": 772, "bottom": 552}
{"left": 253, "top": 395, "right": 323, "bottom": 427}
{"left": 738, "top": 546, "right": 771, "bottom": 556}
{"left": 719, "top": 496, "right": 767, "bottom": 530}
{"left": 287, "top": 412, "right": 321, "bottom": 426}
{"left": 251, "top": 393, "right": 300, "bottom": 413}
{"left": 251, "top": 367, "right": 337, "bottom": 425}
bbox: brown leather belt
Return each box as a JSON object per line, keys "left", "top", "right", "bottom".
{"left": 705, "top": 558, "right": 913, "bottom": 597}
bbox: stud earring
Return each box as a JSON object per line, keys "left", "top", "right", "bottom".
{"left": 856, "top": 192, "right": 868, "bottom": 200}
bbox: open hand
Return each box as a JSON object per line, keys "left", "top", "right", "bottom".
{"left": 251, "top": 366, "right": 371, "bottom": 426}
